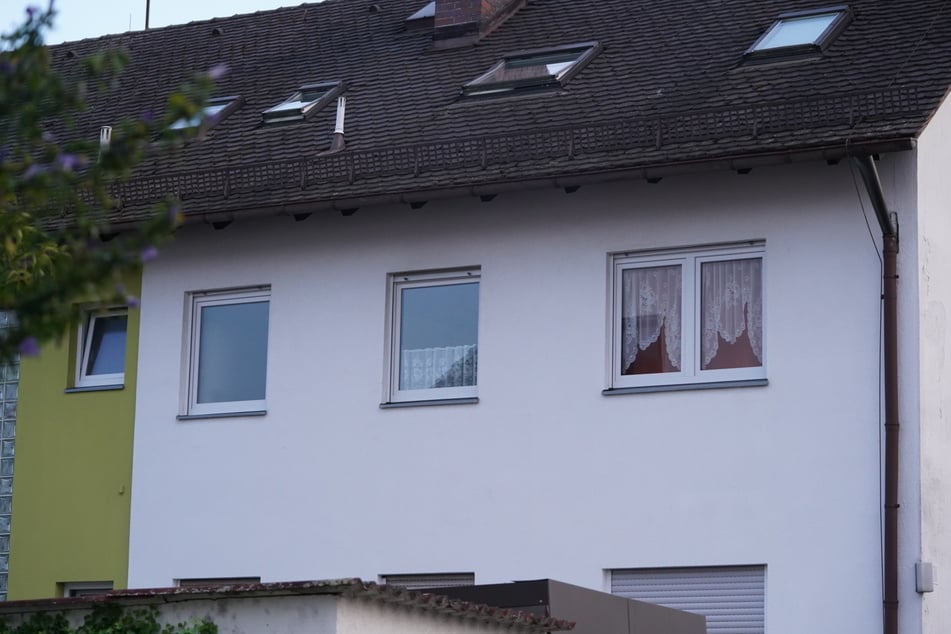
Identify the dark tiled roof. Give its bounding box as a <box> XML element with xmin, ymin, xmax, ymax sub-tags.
<box><xmin>0</xmin><ymin>579</ymin><xmax>574</xmax><ymax>632</ymax></box>
<box><xmin>45</xmin><ymin>0</ymin><xmax>951</xmax><ymax>222</ymax></box>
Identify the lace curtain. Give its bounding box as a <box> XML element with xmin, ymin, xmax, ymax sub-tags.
<box><xmin>701</xmin><ymin>258</ymin><xmax>763</xmax><ymax>368</ymax></box>
<box><xmin>621</xmin><ymin>266</ymin><xmax>682</xmax><ymax>371</ymax></box>
<box><xmin>400</xmin><ymin>344</ymin><xmax>477</xmax><ymax>390</ymax></box>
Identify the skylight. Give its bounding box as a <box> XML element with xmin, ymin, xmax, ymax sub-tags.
<box><xmin>463</xmin><ymin>42</ymin><xmax>601</xmax><ymax>97</ymax></box>
<box><xmin>169</xmin><ymin>96</ymin><xmax>240</xmax><ymax>131</ymax></box>
<box><xmin>407</xmin><ymin>1</ymin><xmax>435</xmax><ymax>21</ymax></box>
<box><xmin>262</xmin><ymin>82</ymin><xmax>343</xmax><ymax>124</ymax></box>
<box><xmin>747</xmin><ymin>6</ymin><xmax>851</xmax><ymax>58</ymax></box>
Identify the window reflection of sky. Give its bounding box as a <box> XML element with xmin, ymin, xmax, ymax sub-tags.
<box><xmin>755</xmin><ymin>13</ymin><xmax>837</xmax><ymax>50</ymax></box>
<box><xmin>400</xmin><ymin>283</ymin><xmax>479</xmax><ymax>350</ymax></box>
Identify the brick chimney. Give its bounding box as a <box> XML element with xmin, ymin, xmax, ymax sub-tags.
<box><xmin>433</xmin><ymin>0</ymin><xmax>526</xmax><ymax>48</ymax></box>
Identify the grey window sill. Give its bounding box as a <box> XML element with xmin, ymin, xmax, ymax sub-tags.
<box><xmin>380</xmin><ymin>397</ymin><xmax>479</xmax><ymax>409</ymax></box>
<box><xmin>602</xmin><ymin>378</ymin><xmax>768</xmax><ymax>396</ymax></box>
<box><xmin>65</xmin><ymin>384</ymin><xmax>125</xmax><ymax>394</ymax></box>
<box><xmin>177</xmin><ymin>410</ymin><xmax>267</xmax><ymax>421</ymax></box>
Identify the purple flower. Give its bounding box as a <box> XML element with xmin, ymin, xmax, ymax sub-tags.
<box><xmin>25</xmin><ymin>6</ymin><xmax>36</xmax><ymax>18</ymax></box>
<box><xmin>141</xmin><ymin>109</ymin><xmax>155</xmax><ymax>124</ymax></box>
<box><xmin>207</xmin><ymin>63</ymin><xmax>228</xmax><ymax>80</ymax></box>
<box><xmin>125</xmin><ymin>295</ymin><xmax>140</xmax><ymax>308</ymax></box>
<box><xmin>23</xmin><ymin>163</ymin><xmax>46</xmax><ymax>179</ymax></box>
<box><xmin>55</xmin><ymin>153</ymin><xmax>86</xmax><ymax>172</ymax></box>
<box><xmin>18</xmin><ymin>336</ymin><xmax>39</xmax><ymax>357</ymax></box>
<box><xmin>139</xmin><ymin>245</ymin><xmax>159</xmax><ymax>262</ymax></box>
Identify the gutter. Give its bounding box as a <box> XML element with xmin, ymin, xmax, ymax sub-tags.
<box><xmin>851</xmin><ymin>154</ymin><xmax>899</xmax><ymax>634</ymax></box>
<box><xmin>97</xmin><ymin>137</ymin><xmax>917</xmax><ymax>231</ymax></box>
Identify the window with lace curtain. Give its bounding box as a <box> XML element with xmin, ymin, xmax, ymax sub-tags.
<box><xmin>609</xmin><ymin>244</ymin><xmax>765</xmax><ymax>390</ymax></box>
<box><xmin>386</xmin><ymin>268</ymin><xmax>480</xmax><ymax>404</ymax></box>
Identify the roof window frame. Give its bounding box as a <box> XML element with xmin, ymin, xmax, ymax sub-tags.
<box><xmin>169</xmin><ymin>95</ymin><xmax>243</xmax><ymax>132</ymax></box>
<box><xmin>745</xmin><ymin>5</ymin><xmax>852</xmax><ymax>61</ymax></box>
<box><xmin>262</xmin><ymin>81</ymin><xmax>345</xmax><ymax>125</ymax></box>
<box><xmin>461</xmin><ymin>41</ymin><xmax>602</xmax><ymax>98</ymax></box>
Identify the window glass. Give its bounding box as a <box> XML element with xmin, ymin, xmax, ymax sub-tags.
<box><xmin>85</xmin><ymin>315</ymin><xmax>127</xmax><ymax>376</ymax></box>
<box><xmin>620</xmin><ymin>265</ymin><xmax>682</xmax><ymax>375</ymax></box>
<box><xmin>463</xmin><ymin>44</ymin><xmax>598</xmax><ymax>96</ymax></box>
<box><xmin>611</xmin><ymin>246</ymin><xmax>765</xmax><ymax>389</ymax></box>
<box><xmin>263</xmin><ymin>84</ymin><xmax>337</xmax><ymax>123</ymax></box>
<box><xmin>470</xmin><ymin>50</ymin><xmax>584</xmax><ymax>86</ymax></box>
<box><xmin>169</xmin><ymin>98</ymin><xmax>237</xmax><ymax>130</ymax></box>
<box><xmin>197</xmin><ymin>301</ymin><xmax>269</xmax><ymax>404</ymax></box>
<box><xmin>700</xmin><ymin>259</ymin><xmax>763</xmax><ymax>370</ymax></box>
<box><xmin>399</xmin><ymin>282</ymin><xmax>478</xmax><ymax>390</ymax></box>
<box><xmin>754</xmin><ymin>13</ymin><xmax>838</xmax><ymax>50</ymax></box>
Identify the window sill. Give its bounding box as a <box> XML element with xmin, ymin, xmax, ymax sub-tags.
<box><xmin>380</xmin><ymin>397</ymin><xmax>479</xmax><ymax>409</ymax></box>
<box><xmin>65</xmin><ymin>384</ymin><xmax>125</xmax><ymax>394</ymax></box>
<box><xmin>176</xmin><ymin>410</ymin><xmax>267</xmax><ymax>421</ymax></box>
<box><xmin>602</xmin><ymin>378</ymin><xmax>768</xmax><ymax>396</ymax></box>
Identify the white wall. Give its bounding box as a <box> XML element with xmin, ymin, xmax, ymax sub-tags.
<box><xmin>130</xmin><ymin>160</ymin><xmax>888</xmax><ymax>633</ymax></box>
<box><xmin>914</xmin><ymin>93</ymin><xmax>951</xmax><ymax>634</ymax></box>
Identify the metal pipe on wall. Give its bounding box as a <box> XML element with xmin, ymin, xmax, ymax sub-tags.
<box><xmin>852</xmin><ymin>154</ymin><xmax>899</xmax><ymax>634</ymax></box>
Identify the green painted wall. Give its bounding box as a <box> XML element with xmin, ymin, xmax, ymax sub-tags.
<box><xmin>7</xmin><ymin>274</ymin><xmax>141</xmax><ymax>599</ymax></box>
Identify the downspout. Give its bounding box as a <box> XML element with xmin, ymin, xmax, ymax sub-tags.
<box><xmin>852</xmin><ymin>154</ymin><xmax>899</xmax><ymax>634</ymax></box>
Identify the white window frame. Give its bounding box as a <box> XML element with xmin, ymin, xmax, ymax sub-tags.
<box><xmin>262</xmin><ymin>81</ymin><xmax>343</xmax><ymax>124</ymax></box>
<box><xmin>76</xmin><ymin>307</ymin><xmax>127</xmax><ymax>388</ymax></box>
<box><xmin>170</xmin><ymin>96</ymin><xmax>241</xmax><ymax>131</ymax></box>
<box><xmin>62</xmin><ymin>581</ymin><xmax>113</xmax><ymax>597</ymax></box>
<box><xmin>183</xmin><ymin>287</ymin><xmax>271</xmax><ymax>416</ymax></box>
<box><xmin>385</xmin><ymin>268</ymin><xmax>480</xmax><ymax>403</ymax></box>
<box><xmin>609</xmin><ymin>243</ymin><xmax>766</xmax><ymax>389</ymax></box>
<box><xmin>177</xmin><ymin>576</ymin><xmax>261</xmax><ymax>587</ymax></box>
<box><xmin>380</xmin><ymin>572</ymin><xmax>475</xmax><ymax>590</ymax></box>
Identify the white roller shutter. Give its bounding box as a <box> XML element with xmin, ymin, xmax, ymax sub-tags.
<box><xmin>381</xmin><ymin>572</ymin><xmax>475</xmax><ymax>590</ymax></box>
<box><xmin>610</xmin><ymin>565</ymin><xmax>765</xmax><ymax>634</ymax></box>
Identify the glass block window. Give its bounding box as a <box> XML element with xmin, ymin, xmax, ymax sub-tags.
<box><xmin>0</xmin><ymin>310</ymin><xmax>19</xmax><ymax>601</ymax></box>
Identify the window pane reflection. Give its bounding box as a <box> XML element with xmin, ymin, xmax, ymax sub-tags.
<box><xmin>197</xmin><ymin>301</ymin><xmax>269</xmax><ymax>404</ymax></box>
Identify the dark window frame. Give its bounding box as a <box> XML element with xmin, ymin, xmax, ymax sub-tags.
<box><xmin>461</xmin><ymin>41</ymin><xmax>602</xmax><ymax>98</ymax></box>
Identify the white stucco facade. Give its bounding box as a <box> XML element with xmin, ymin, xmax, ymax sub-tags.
<box><xmin>128</xmin><ymin>157</ymin><xmax>926</xmax><ymax>632</ymax></box>
<box><xmin>913</xmin><ymin>95</ymin><xmax>951</xmax><ymax>634</ymax></box>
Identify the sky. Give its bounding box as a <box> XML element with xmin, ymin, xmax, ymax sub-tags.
<box><xmin>1</xmin><ymin>0</ymin><xmax>305</xmax><ymax>44</ymax></box>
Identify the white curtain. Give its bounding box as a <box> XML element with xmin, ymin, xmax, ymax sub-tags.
<box><xmin>400</xmin><ymin>344</ymin><xmax>477</xmax><ymax>390</ymax></box>
<box><xmin>701</xmin><ymin>258</ymin><xmax>763</xmax><ymax>368</ymax></box>
<box><xmin>621</xmin><ymin>266</ymin><xmax>682</xmax><ymax>371</ymax></box>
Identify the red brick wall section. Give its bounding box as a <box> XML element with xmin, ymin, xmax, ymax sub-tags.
<box><xmin>434</xmin><ymin>0</ymin><xmax>481</xmax><ymax>28</ymax></box>
<box><xmin>433</xmin><ymin>0</ymin><xmax>521</xmax><ymax>28</ymax></box>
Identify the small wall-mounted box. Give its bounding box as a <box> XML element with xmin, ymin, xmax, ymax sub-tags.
<box><xmin>916</xmin><ymin>561</ymin><xmax>935</xmax><ymax>593</ymax></box>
